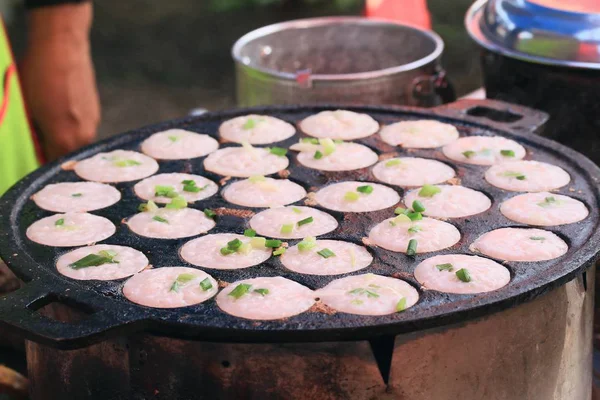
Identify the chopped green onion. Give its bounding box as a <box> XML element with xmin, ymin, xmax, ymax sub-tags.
<box><xmin>456</xmin><ymin>268</ymin><xmax>471</xmax><ymax>282</ymax></box>
<box><xmin>500</xmin><ymin>149</ymin><xmax>515</xmax><ymax>157</ymax></box>
<box><xmin>204</xmin><ymin>209</ymin><xmax>216</xmax><ymax>219</ymax></box>
<box><xmin>292</xmin><ymin>207</ymin><xmax>302</xmax><ymax>214</ymax></box>
<box><xmin>462</xmin><ymin>150</ymin><xmax>476</xmax><ymax>159</ymax></box>
<box><xmin>297</xmin><ymin>216</ymin><xmax>313</xmax><ymax>226</ymax></box>
<box><xmin>229</xmin><ymin>283</ymin><xmax>252</xmax><ymax>299</ymax></box>
<box><xmin>344</xmin><ymin>191</ymin><xmax>360</xmax><ymax>201</ymax></box>
<box><xmin>530</xmin><ymin>236</ymin><xmax>546</xmax><ymax>241</ymax></box>
<box><xmin>436</xmin><ymin>263</ymin><xmax>454</xmax><ymax>272</ymax></box>
<box><xmin>389</xmin><ymin>214</ymin><xmax>411</xmax><ymax>226</ymax></box>
<box><xmin>168</xmin><ymin>135</ymin><xmax>178</xmax><ymax>142</ymax></box>
<box><xmin>71</xmin><ymin>193</ymin><xmax>82</xmax><ymax>197</ymax></box>
<box><xmin>242</xmin><ymin>118</ymin><xmax>256</xmax><ymax>130</ymax></box>
<box><xmin>98</xmin><ymin>250</ymin><xmax>117</xmax><ymax>259</ymax></box>
<box><xmin>406</xmin><ymin>239</ymin><xmax>417</xmax><ymax>256</ymax></box>
<box><xmin>254</xmin><ymin>288</ymin><xmax>269</xmax><ymax>296</ymax></box>
<box><xmin>238</xmin><ymin>243</ymin><xmax>252</xmax><ymax>255</ymax></box>
<box><xmin>70</xmin><ymin>251</ymin><xmax>118</xmax><ymax>269</ymax></box>
<box><xmin>347</xmin><ymin>288</ymin><xmax>379</xmax><ymax>298</ymax></box>
<box><xmin>200</xmin><ymin>278</ymin><xmax>213</xmax><ymax>291</ymax></box>
<box><xmin>408</xmin><ymin>225</ymin><xmax>422</xmax><ymax>234</ymax></box>
<box><xmin>220</xmin><ymin>247</ymin><xmax>236</xmax><ymax>256</ymax></box>
<box><xmin>170</xmin><ymin>281</ymin><xmax>181</xmax><ymax>292</ymax></box>
<box><xmin>501</xmin><ymin>171</ymin><xmax>526</xmax><ymax>180</ymax></box>
<box><xmin>319</xmin><ymin>138</ymin><xmax>336</xmax><ymax>156</ymax></box>
<box><xmin>227</xmin><ymin>238</ymin><xmax>243</xmax><ymax>251</ymax></box>
<box><xmin>181</xmin><ymin>180</ymin><xmax>194</xmax><ymax>185</ymax></box>
<box><xmin>351</xmin><ymin>299</ymin><xmax>364</xmax><ymax>305</ymax></box>
<box><xmin>537</xmin><ymin>196</ymin><xmax>559</xmax><ymax>208</ymax></box>
<box><xmin>155</xmin><ymin>185</ymin><xmax>177</xmax><ymax>197</ymax></box>
<box><xmin>183</xmin><ymin>185</ymin><xmax>201</xmax><ymax>193</ymax></box>
<box><xmin>394</xmin><ymin>207</ymin><xmax>408</xmax><ymax>215</ymax></box>
<box><xmin>244</xmin><ymin>229</ymin><xmax>256</xmax><ymax>237</ymax></box>
<box><xmin>419</xmin><ymin>185</ymin><xmax>441</xmax><ymax>198</ymax></box>
<box><xmin>138</xmin><ymin>200</ymin><xmax>159</xmax><ymax>213</ymax></box>
<box><xmin>281</xmin><ymin>223</ymin><xmax>294</xmax><ymax>234</ymax></box>
<box><xmin>55</xmin><ymin>218</ymin><xmax>65</xmax><ymax>226</ymax></box>
<box><xmin>114</xmin><ymin>159</ymin><xmax>142</xmax><ymax>167</ymax></box>
<box><xmin>317</xmin><ymin>248</ymin><xmax>335</xmax><ymax>258</ymax></box>
<box><xmin>298</xmin><ymin>237</ymin><xmax>317</xmax><ymax>251</ymax></box>
<box><xmin>165</xmin><ymin>196</ymin><xmax>187</xmax><ymax>210</ymax></box>
<box><xmin>333</xmin><ymin>139</ymin><xmax>344</xmax><ymax>144</ymax></box>
<box><xmin>250</xmin><ymin>237</ymin><xmax>266</xmax><ymax>249</ymax></box>
<box><xmin>176</xmin><ymin>273</ymin><xmax>196</xmax><ymax>284</ymax></box>
<box><xmin>152</xmin><ymin>215</ymin><xmax>169</xmax><ymax>223</ymax></box>
<box><xmin>357</xmin><ymin>185</ymin><xmax>373</xmax><ymax>194</ymax></box>
<box><xmin>407</xmin><ymin>212</ymin><xmax>422</xmax><ymax>221</ymax></box>
<box><xmin>396</xmin><ymin>297</ymin><xmax>407</xmax><ymax>312</ymax></box>
<box><xmin>412</xmin><ymin>200</ymin><xmax>426</xmax><ymax>213</ymax></box>
<box><xmin>273</xmin><ymin>247</ymin><xmax>286</xmax><ymax>256</ymax></box>
<box><xmin>265</xmin><ymin>239</ymin><xmax>282</xmax><ymax>248</ymax></box>
<box><xmin>385</xmin><ymin>159</ymin><xmax>402</xmax><ymax>167</ymax></box>
<box><xmin>516</xmin><ymin>175</ymin><xmax>526</xmax><ymax>180</ymax></box>
<box><xmin>314</xmin><ymin>150</ymin><xmax>323</xmax><ymax>159</ymax></box>
<box><xmin>249</xmin><ymin>175</ymin><xmax>266</xmax><ymax>183</ymax></box>
<box><xmin>270</xmin><ymin>147</ymin><xmax>288</xmax><ymax>157</ymax></box>
<box><xmin>301</xmin><ymin>138</ymin><xmax>319</xmax><ymax>144</ymax></box>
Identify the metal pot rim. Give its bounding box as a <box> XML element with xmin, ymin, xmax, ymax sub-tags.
<box><xmin>465</xmin><ymin>0</ymin><xmax>600</xmax><ymax>70</ymax></box>
<box><xmin>231</xmin><ymin>16</ymin><xmax>444</xmax><ymax>81</ymax></box>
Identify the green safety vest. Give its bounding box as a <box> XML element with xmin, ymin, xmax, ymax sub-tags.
<box><xmin>0</xmin><ymin>20</ymin><xmax>40</xmax><ymax>196</ymax></box>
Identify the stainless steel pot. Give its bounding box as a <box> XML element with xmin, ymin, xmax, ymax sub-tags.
<box><xmin>232</xmin><ymin>17</ymin><xmax>455</xmax><ymax>107</ymax></box>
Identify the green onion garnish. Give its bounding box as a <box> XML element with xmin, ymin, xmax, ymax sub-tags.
<box><xmin>273</xmin><ymin>247</ymin><xmax>286</xmax><ymax>256</ymax></box>
<box><xmin>138</xmin><ymin>200</ymin><xmax>159</xmax><ymax>213</ymax></box>
<box><xmin>170</xmin><ymin>282</ymin><xmax>181</xmax><ymax>292</ymax></box>
<box><xmin>317</xmin><ymin>248</ymin><xmax>335</xmax><ymax>258</ymax></box>
<box><xmin>537</xmin><ymin>196</ymin><xmax>559</xmax><ymax>208</ymax></box>
<box><xmin>419</xmin><ymin>185</ymin><xmax>441</xmax><ymax>198</ymax></box>
<box><xmin>238</xmin><ymin>243</ymin><xmax>252</xmax><ymax>255</ymax></box>
<box><xmin>70</xmin><ymin>251</ymin><xmax>119</xmax><ymax>270</ymax></box>
<box><xmin>270</xmin><ymin>147</ymin><xmax>288</xmax><ymax>157</ymax></box>
<box><xmin>244</xmin><ymin>229</ymin><xmax>256</xmax><ymax>237</ymax></box>
<box><xmin>242</xmin><ymin>119</ymin><xmax>256</xmax><ymax>130</ymax></box>
<box><xmin>408</xmin><ymin>225</ymin><xmax>421</xmax><ymax>234</ymax></box>
<box><xmin>389</xmin><ymin>214</ymin><xmax>411</xmax><ymax>226</ymax></box>
<box><xmin>227</xmin><ymin>238</ymin><xmax>243</xmax><ymax>251</ymax></box>
<box><xmin>320</xmin><ymin>138</ymin><xmax>336</xmax><ymax>156</ymax></box>
<box><xmin>292</xmin><ymin>207</ymin><xmax>302</xmax><ymax>214</ymax></box>
<box><xmin>298</xmin><ymin>237</ymin><xmax>317</xmax><ymax>251</ymax></box>
<box><xmin>297</xmin><ymin>216</ymin><xmax>313</xmax><ymax>226</ymax></box>
<box><xmin>155</xmin><ymin>185</ymin><xmax>177</xmax><ymax>197</ymax></box>
<box><xmin>249</xmin><ymin>175</ymin><xmax>266</xmax><ymax>183</ymax></box>
<box><xmin>314</xmin><ymin>150</ymin><xmax>323</xmax><ymax>159</ymax></box>
<box><xmin>220</xmin><ymin>247</ymin><xmax>236</xmax><ymax>256</ymax></box>
<box><xmin>183</xmin><ymin>185</ymin><xmax>202</xmax><ymax>193</ymax></box>
<box><xmin>357</xmin><ymin>185</ymin><xmax>373</xmax><ymax>194</ymax></box>
<box><xmin>530</xmin><ymin>236</ymin><xmax>546</xmax><ymax>241</ymax></box>
<box><xmin>436</xmin><ymin>263</ymin><xmax>454</xmax><ymax>272</ymax></box>
<box><xmin>407</xmin><ymin>212</ymin><xmax>422</xmax><ymax>221</ymax></box>
<box><xmin>344</xmin><ymin>191</ymin><xmax>360</xmax><ymax>201</ymax></box>
<box><xmin>462</xmin><ymin>150</ymin><xmax>476</xmax><ymax>159</ymax></box>
<box><xmin>348</xmin><ymin>288</ymin><xmax>379</xmax><ymax>298</ymax></box>
<box><xmin>200</xmin><ymin>278</ymin><xmax>213</xmax><ymax>291</ymax></box>
<box><xmin>396</xmin><ymin>297</ymin><xmax>407</xmax><ymax>312</ymax></box>
<box><xmin>301</xmin><ymin>138</ymin><xmax>319</xmax><ymax>144</ymax></box>
<box><xmin>176</xmin><ymin>273</ymin><xmax>196</xmax><ymax>284</ymax></box>
<box><xmin>168</xmin><ymin>135</ymin><xmax>178</xmax><ymax>142</ymax></box>
<box><xmin>385</xmin><ymin>159</ymin><xmax>402</xmax><ymax>167</ymax></box>
<box><xmin>456</xmin><ymin>268</ymin><xmax>471</xmax><ymax>282</ymax></box>
<box><xmin>254</xmin><ymin>288</ymin><xmax>269</xmax><ymax>296</ymax></box>
<box><xmin>501</xmin><ymin>171</ymin><xmax>526</xmax><ymax>180</ymax></box>
<box><xmin>229</xmin><ymin>283</ymin><xmax>252</xmax><ymax>299</ymax></box>
<box><xmin>281</xmin><ymin>224</ymin><xmax>294</xmax><ymax>234</ymax></box>
<box><xmin>500</xmin><ymin>149</ymin><xmax>515</xmax><ymax>157</ymax></box>
<box><xmin>265</xmin><ymin>239</ymin><xmax>282</xmax><ymax>248</ymax></box>
<box><xmin>250</xmin><ymin>237</ymin><xmax>266</xmax><ymax>249</ymax></box>
<box><xmin>406</xmin><ymin>239</ymin><xmax>417</xmax><ymax>256</ymax></box>
<box><xmin>55</xmin><ymin>218</ymin><xmax>65</xmax><ymax>226</ymax></box>
<box><xmin>113</xmin><ymin>159</ymin><xmax>142</xmax><ymax>167</ymax></box>
<box><xmin>152</xmin><ymin>215</ymin><xmax>168</xmax><ymax>223</ymax></box>
<box><xmin>165</xmin><ymin>196</ymin><xmax>187</xmax><ymax>210</ymax></box>
<box><xmin>71</xmin><ymin>193</ymin><xmax>82</xmax><ymax>197</ymax></box>
<box><xmin>394</xmin><ymin>207</ymin><xmax>408</xmax><ymax>215</ymax></box>
<box><xmin>412</xmin><ymin>200</ymin><xmax>426</xmax><ymax>213</ymax></box>
<box><xmin>351</xmin><ymin>299</ymin><xmax>364</xmax><ymax>305</ymax></box>
<box><xmin>204</xmin><ymin>209</ymin><xmax>216</xmax><ymax>219</ymax></box>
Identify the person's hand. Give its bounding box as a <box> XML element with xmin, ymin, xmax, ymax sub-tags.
<box><xmin>20</xmin><ymin>3</ymin><xmax>100</xmax><ymax>162</ymax></box>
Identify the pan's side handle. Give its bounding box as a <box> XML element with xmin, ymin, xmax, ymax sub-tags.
<box><xmin>0</xmin><ymin>280</ymin><xmax>145</xmax><ymax>349</ymax></box>
<box><xmin>433</xmin><ymin>99</ymin><xmax>549</xmax><ymax>135</ymax></box>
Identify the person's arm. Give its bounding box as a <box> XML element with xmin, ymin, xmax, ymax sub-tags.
<box><xmin>365</xmin><ymin>0</ymin><xmax>431</xmax><ymax>30</ymax></box>
<box><xmin>20</xmin><ymin>1</ymin><xmax>100</xmax><ymax>161</ymax></box>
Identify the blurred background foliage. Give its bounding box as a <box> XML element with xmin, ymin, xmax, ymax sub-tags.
<box><xmin>5</xmin><ymin>0</ymin><xmax>480</xmax><ymax>139</ymax></box>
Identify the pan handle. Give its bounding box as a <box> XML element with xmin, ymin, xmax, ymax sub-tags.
<box><xmin>0</xmin><ymin>280</ymin><xmax>145</xmax><ymax>349</ymax></box>
<box><xmin>432</xmin><ymin>99</ymin><xmax>549</xmax><ymax>135</ymax></box>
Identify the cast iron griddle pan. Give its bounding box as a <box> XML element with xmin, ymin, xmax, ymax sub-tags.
<box><xmin>1</xmin><ymin>99</ymin><xmax>599</xmax><ymax>349</ymax></box>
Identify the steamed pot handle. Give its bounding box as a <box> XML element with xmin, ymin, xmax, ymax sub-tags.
<box><xmin>0</xmin><ymin>279</ymin><xmax>144</xmax><ymax>349</ymax></box>
<box><xmin>433</xmin><ymin>99</ymin><xmax>549</xmax><ymax>135</ymax></box>
<box><xmin>412</xmin><ymin>69</ymin><xmax>456</xmax><ymax>106</ymax></box>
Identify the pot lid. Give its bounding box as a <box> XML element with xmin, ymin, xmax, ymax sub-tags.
<box><xmin>466</xmin><ymin>0</ymin><xmax>600</xmax><ymax>69</ymax></box>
